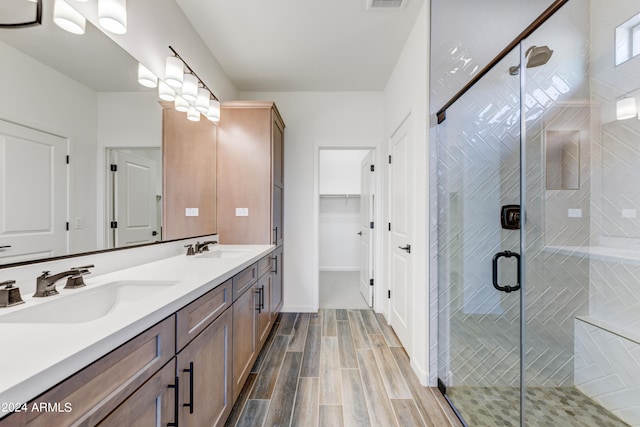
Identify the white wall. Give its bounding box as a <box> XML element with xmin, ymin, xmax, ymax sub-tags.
<box><xmin>319</xmin><ymin>149</ymin><xmax>368</xmax><ymax>195</ymax></box>
<box><xmin>239</xmin><ymin>91</ymin><xmax>385</xmax><ymax>312</ymax></box>
<box><xmin>383</xmin><ymin>1</ymin><xmax>430</xmax><ymax>384</ymax></box>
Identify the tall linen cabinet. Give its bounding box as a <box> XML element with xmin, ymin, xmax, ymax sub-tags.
<box><xmin>217</xmin><ymin>101</ymin><xmax>284</xmax><ymax>314</ymax></box>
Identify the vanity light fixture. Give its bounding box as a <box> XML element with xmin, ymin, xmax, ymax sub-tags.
<box><xmin>53</xmin><ymin>0</ymin><xmax>86</xmax><ymax>35</ymax></box>
<box><xmin>137</xmin><ymin>63</ymin><xmax>157</xmax><ymax>88</ymax></box>
<box><xmin>167</xmin><ymin>46</ymin><xmax>222</xmax><ymax>122</ymax></box>
<box><xmin>158</xmin><ymin>81</ymin><xmax>175</xmax><ymax>101</ymax></box>
<box><xmin>616</xmin><ymin>97</ymin><xmax>637</xmax><ymax>120</ymax></box>
<box><xmin>174</xmin><ymin>95</ymin><xmax>189</xmax><ymax>113</ymax></box>
<box><xmin>98</xmin><ymin>0</ymin><xmax>127</xmax><ymax>35</ymax></box>
<box><xmin>182</xmin><ymin>74</ymin><xmax>199</xmax><ymax>103</ymax></box>
<box><xmin>187</xmin><ymin>106</ymin><xmax>201</xmax><ymax>122</ymax></box>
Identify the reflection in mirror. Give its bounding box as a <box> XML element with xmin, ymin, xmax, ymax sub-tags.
<box><xmin>0</xmin><ymin>3</ymin><xmax>178</xmax><ymax>266</ymax></box>
<box><xmin>545</xmin><ymin>130</ymin><xmax>580</xmax><ymax>190</ymax></box>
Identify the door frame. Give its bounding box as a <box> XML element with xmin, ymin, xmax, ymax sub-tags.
<box><xmin>312</xmin><ymin>146</ymin><xmax>384</xmax><ymax>312</ymax></box>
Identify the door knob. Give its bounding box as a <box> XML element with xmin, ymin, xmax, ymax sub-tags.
<box><xmin>398</xmin><ymin>244</ymin><xmax>411</xmax><ymax>253</ymax></box>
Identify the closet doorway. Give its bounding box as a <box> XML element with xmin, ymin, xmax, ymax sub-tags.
<box><xmin>318</xmin><ymin>148</ymin><xmax>375</xmax><ymax>309</ymax></box>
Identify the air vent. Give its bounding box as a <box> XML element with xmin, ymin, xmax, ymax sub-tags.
<box><xmin>367</xmin><ymin>0</ymin><xmax>405</xmax><ymax>9</ymax></box>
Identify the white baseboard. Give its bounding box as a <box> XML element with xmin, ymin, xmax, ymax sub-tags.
<box><xmin>281</xmin><ymin>305</ymin><xmax>317</xmax><ymax>313</ymax></box>
<box><xmin>319</xmin><ymin>267</ymin><xmax>360</xmax><ymax>272</ymax></box>
<box><xmin>410</xmin><ymin>358</ymin><xmax>430</xmax><ymax>386</ymax></box>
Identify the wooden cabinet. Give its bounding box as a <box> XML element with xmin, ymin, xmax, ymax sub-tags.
<box><xmin>162</xmin><ymin>104</ymin><xmax>217</xmax><ymax>240</ymax></box>
<box><xmin>256</xmin><ymin>271</ymin><xmax>272</xmax><ymax>349</ymax></box>
<box><xmin>270</xmin><ymin>246</ymin><xmax>284</xmax><ymax>317</ymax></box>
<box><xmin>97</xmin><ymin>360</ymin><xmax>177</xmax><ymax>427</ymax></box>
<box><xmin>177</xmin><ymin>308</ymin><xmax>233</xmax><ymax>427</ymax></box>
<box><xmin>217</xmin><ymin>101</ymin><xmax>285</xmax><ymax>246</ymax></box>
<box><xmin>232</xmin><ymin>282</ymin><xmax>258</xmax><ymax>401</ymax></box>
<box><xmin>0</xmin><ymin>317</ymin><xmax>175</xmax><ymax>427</ymax></box>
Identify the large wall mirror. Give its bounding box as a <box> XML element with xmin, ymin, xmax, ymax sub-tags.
<box><xmin>0</xmin><ymin>4</ymin><xmax>216</xmax><ymax>266</ymax></box>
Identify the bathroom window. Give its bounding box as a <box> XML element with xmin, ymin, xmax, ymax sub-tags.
<box><xmin>615</xmin><ymin>12</ymin><xmax>640</xmax><ymax>66</ymax></box>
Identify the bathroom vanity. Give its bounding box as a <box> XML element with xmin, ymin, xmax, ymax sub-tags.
<box><xmin>0</xmin><ymin>244</ymin><xmax>280</xmax><ymax>426</ymax></box>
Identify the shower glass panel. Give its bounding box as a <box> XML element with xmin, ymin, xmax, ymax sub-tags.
<box><xmin>437</xmin><ymin>0</ymin><xmax>640</xmax><ymax>425</ymax></box>
<box><xmin>436</xmin><ymin>47</ymin><xmax>522</xmax><ymax>426</ymax></box>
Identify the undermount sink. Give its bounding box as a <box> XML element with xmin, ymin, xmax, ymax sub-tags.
<box><xmin>194</xmin><ymin>249</ymin><xmax>252</xmax><ymax>259</ymax></box>
<box><xmin>0</xmin><ymin>280</ymin><xmax>179</xmax><ymax>324</ymax></box>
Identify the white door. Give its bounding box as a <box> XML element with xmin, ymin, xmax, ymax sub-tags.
<box><xmin>0</xmin><ymin>120</ymin><xmax>67</xmax><ymax>263</ymax></box>
<box><xmin>359</xmin><ymin>151</ymin><xmax>375</xmax><ymax>307</ymax></box>
<box><xmin>389</xmin><ymin>117</ymin><xmax>413</xmax><ymax>351</ymax></box>
<box><xmin>110</xmin><ymin>150</ymin><xmax>159</xmax><ymax>247</ymax></box>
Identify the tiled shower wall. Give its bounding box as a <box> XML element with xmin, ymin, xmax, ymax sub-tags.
<box><xmin>437</xmin><ymin>0</ymin><xmax>593</xmax><ymax>388</ymax></box>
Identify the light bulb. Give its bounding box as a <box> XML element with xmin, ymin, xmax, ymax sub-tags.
<box><xmin>182</xmin><ymin>74</ymin><xmax>198</xmax><ymax>103</ymax></box>
<box><xmin>165</xmin><ymin>56</ymin><xmax>183</xmax><ymax>88</ymax></box>
<box><xmin>187</xmin><ymin>106</ymin><xmax>200</xmax><ymax>122</ymax></box>
<box><xmin>137</xmin><ymin>63</ymin><xmax>157</xmax><ymax>88</ymax></box>
<box><xmin>196</xmin><ymin>88</ymin><xmax>210</xmax><ymax>113</ymax></box>
<box><xmin>99</xmin><ymin>0</ymin><xmax>127</xmax><ymax>35</ymax></box>
<box><xmin>206</xmin><ymin>99</ymin><xmax>221</xmax><ymax>122</ymax></box>
<box><xmin>158</xmin><ymin>81</ymin><xmax>175</xmax><ymax>101</ymax></box>
<box><xmin>174</xmin><ymin>95</ymin><xmax>189</xmax><ymax>113</ymax></box>
<box><xmin>53</xmin><ymin>0</ymin><xmax>86</xmax><ymax>35</ymax></box>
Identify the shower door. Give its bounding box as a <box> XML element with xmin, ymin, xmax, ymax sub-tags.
<box><xmin>437</xmin><ymin>46</ymin><xmax>524</xmax><ymax>426</ymax></box>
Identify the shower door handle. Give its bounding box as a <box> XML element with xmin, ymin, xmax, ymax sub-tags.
<box><xmin>492</xmin><ymin>251</ymin><xmax>521</xmax><ymax>293</ymax></box>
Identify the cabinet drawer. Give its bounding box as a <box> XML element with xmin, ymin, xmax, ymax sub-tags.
<box><xmin>257</xmin><ymin>254</ymin><xmax>273</xmax><ymax>278</ymax></box>
<box><xmin>176</xmin><ymin>279</ymin><xmax>232</xmax><ymax>351</ymax></box>
<box><xmin>232</xmin><ymin>263</ymin><xmax>258</xmax><ymax>301</ymax></box>
<box><xmin>1</xmin><ymin>316</ymin><xmax>175</xmax><ymax>427</ymax></box>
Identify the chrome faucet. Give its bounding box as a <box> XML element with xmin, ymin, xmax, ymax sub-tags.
<box><xmin>194</xmin><ymin>241</ymin><xmax>217</xmax><ymax>253</ymax></box>
<box><xmin>33</xmin><ymin>265</ymin><xmax>94</xmax><ymax>297</ymax></box>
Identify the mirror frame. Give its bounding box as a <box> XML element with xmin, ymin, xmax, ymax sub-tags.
<box><xmin>0</xmin><ymin>0</ymin><xmax>42</xmax><ymax>28</ymax></box>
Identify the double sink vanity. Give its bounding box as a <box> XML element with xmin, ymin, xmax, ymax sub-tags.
<box><xmin>0</xmin><ymin>242</ymin><xmax>283</xmax><ymax>426</ymax></box>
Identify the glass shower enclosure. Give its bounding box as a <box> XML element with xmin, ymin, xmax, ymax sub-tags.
<box><xmin>435</xmin><ymin>0</ymin><xmax>640</xmax><ymax>426</ymax></box>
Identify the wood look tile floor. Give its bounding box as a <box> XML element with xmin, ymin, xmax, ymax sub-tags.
<box><xmin>225</xmin><ymin>309</ymin><xmax>461</xmax><ymax>427</ymax></box>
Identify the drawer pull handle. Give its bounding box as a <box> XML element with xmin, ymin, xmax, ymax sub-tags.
<box><xmin>270</xmin><ymin>256</ymin><xmax>278</xmax><ymax>274</ymax></box>
<box><xmin>167</xmin><ymin>376</ymin><xmax>179</xmax><ymax>427</ymax></box>
<box><xmin>183</xmin><ymin>362</ymin><xmax>194</xmax><ymax>414</ymax></box>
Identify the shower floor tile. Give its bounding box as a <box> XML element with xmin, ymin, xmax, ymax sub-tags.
<box><xmin>447</xmin><ymin>386</ymin><xmax>629</xmax><ymax>427</ymax></box>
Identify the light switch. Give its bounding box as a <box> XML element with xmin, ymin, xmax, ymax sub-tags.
<box><xmin>75</xmin><ymin>217</ymin><xmax>84</xmax><ymax>229</ymax></box>
<box><xmin>236</xmin><ymin>208</ymin><xmax>249</xmax><ymax>217</ymax></box>
<box><xmin>185</xmin><ymin>208</ymin><xmax>199</xmax><ymax>217</ymax></box>
<box><xmin>568</xmin><ymin>208</ymin><xmax>582</xmax><ymax>218</ymax></box>
<box><xmin>622</xmin><ymin>209</ymin><xmax>637</xmax><ymax>218</ymax></box>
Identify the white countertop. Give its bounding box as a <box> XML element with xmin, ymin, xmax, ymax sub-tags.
<box><xmin>0</xmin><ymin>244</ymin><xmax>274</xmax><ymax>412</ymax></box>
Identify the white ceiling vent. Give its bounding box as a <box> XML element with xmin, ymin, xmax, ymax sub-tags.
<box><xmin>366</xmin><ymin>0</ymin><xmax>405</xmax><ymax>10</ymax></box>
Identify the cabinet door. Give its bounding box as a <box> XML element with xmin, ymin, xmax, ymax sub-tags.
<box><xmin>232</xmin><ymin>284</ymin><xmax>259</xmax><ymax>402</ymax></box>
<box><xmin>272</xmin><ymin>115</ymin><xmax>284</xmax><ymax>188</ymax></box>
<box><xmin>272</xmin><ymin>184</ymin><xmax>283</xmax><ymax>246</ymax></box>
<box><xmin>177</xmin><ymin>309</ymin><xmax>233</xmax><ymax>427</ymax></box>
<box><xmin>98</xmin><ymin>359</ymin><xmax>177</xmax><ymax>427</ymax></box>
<box><xmin>270</xmin><ymin>247</ymin><xmax>283</xmax><ymax>317</ymax></box>
<box><xmin>256</xmin><ymin>273</ymin><xmax>272</xmax><ymax>349</ymax></box>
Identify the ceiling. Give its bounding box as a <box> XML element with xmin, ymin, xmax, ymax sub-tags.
<box><xmin>176</xmin><ymin>0</ymin><xmax>425</xmax><ymax>92</ymax></box>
